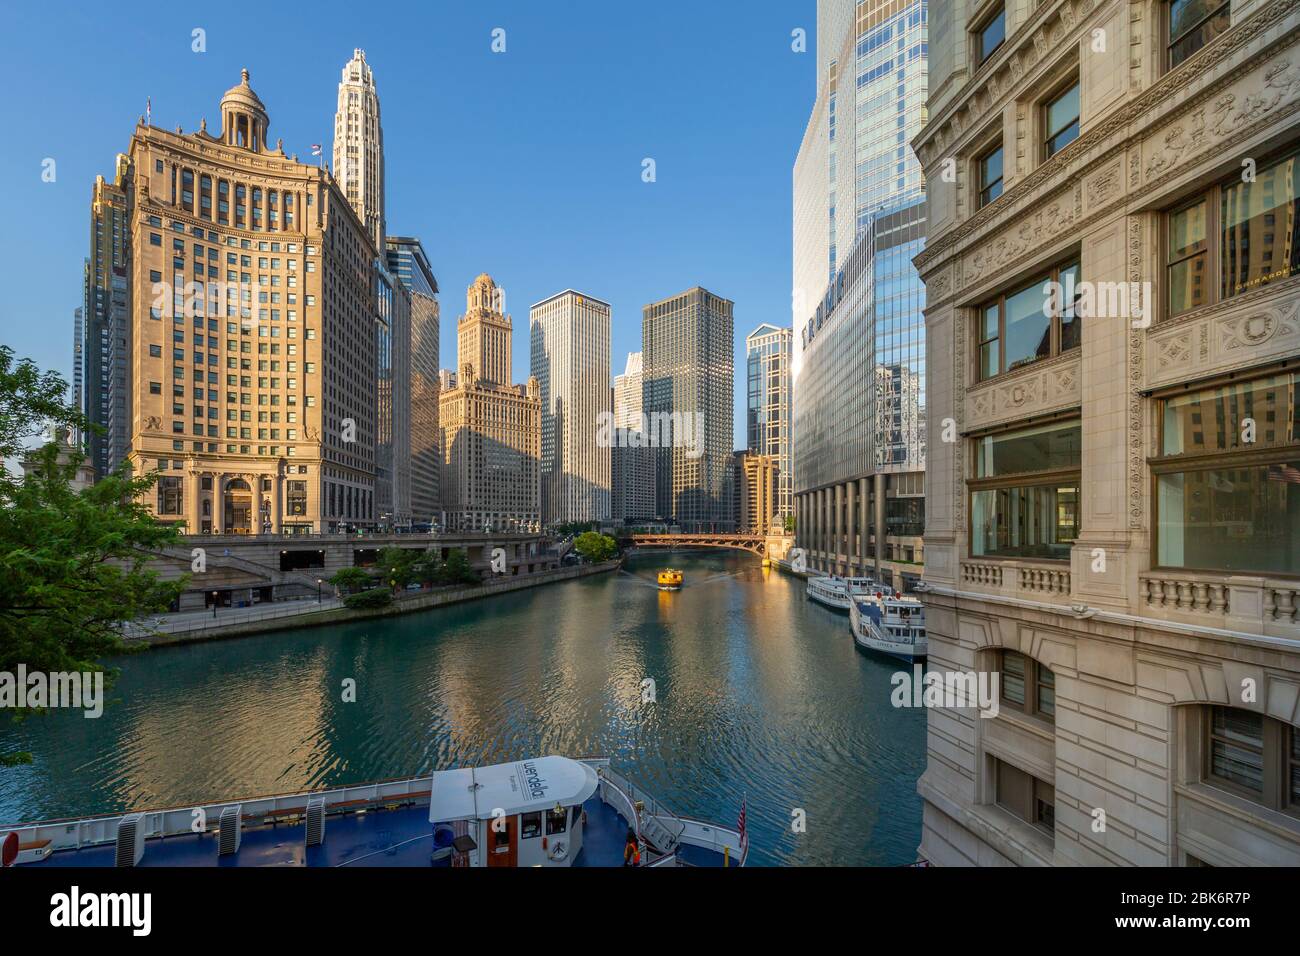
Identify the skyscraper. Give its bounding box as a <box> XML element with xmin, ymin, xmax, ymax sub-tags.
<box><xmin>71</xmin><ymin>306</ymin><xmax>84</xmax><ymax>451</ymax></box>
<box><xmin>745</xmin><ymin>323</ymin><xmax>792</xmax><ymax>524</ymax></box>
<box><xmin>792</xmin><ymin>0</ymin><xmax>928</xmax><ymax>584</ymax></box>
<box><xmin>439</xmin><ymin>274</ymin><xmax>541</xmax><ymax>532</ymax></box>
<box><xmin>642</xmin><ymin>287</ymin><xmax>734</xmax><ymax>531</ymax></box>
<box><xmin>118</xmin><ymin>69</ymin><xmax>379</xmax><ymax>533</ymax></box>
<box><xmin>333</xmin><ymin>49</ymin><xmax>408</xmax><ymax>526</ymax></box>
<box><xmin>611</xmin><ymin>351</ymin><xmax>656</xmax><ymax>523</ymax></box>
<box><xmin>83</xmin><ymin>163</ymin><xmax>130</xmax><ymax>478</ymax></box>
<box><xmin>332</xmin><ymin>49</ymin><xmax>385</xmax><ymax>252</ymax></box>
<box><xmin>529</xmin><ymin>290</ymin><xmax>611</xmax><ymax>525</ymax></box>
<box><xmin>386</xmin><ymin>236</ymin><xmax>440</xmax><ymax>523</ymax></box>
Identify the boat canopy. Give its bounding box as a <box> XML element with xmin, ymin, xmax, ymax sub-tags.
<box><xmin>428</xmin><ymin>756</ymin><xmax>601</xmax><ymax>823</ymax></box>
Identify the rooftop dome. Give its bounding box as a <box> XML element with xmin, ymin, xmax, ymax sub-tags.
<box><xmin>219</xmin><ymin>69</ymin><xmax>269</xmax><ymax>152</ymax></box>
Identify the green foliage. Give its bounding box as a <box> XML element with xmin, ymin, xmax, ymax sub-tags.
<box><xmin>328</xmin><ymin>566</ymin><xmax>374</xmax><ymax>595</ymax></box>
<box><xmin>343</xmin><ymin>587</ymin><xmax>393</xmax><ymax>610</ymax></box>
<box><xmin>784</xmin><ymin>514</ymin><xmax>796</xmax><ymax>533</ymax></box>
<box><xmin>441</xmin><ymin>548</ymin><xmax>480</xmax><ymax>585</ymax></box>
<box><xmin>0</xmin><ymin>346</ymin><xmax>185</xmax><ymax>766</ymax></box>
<box><xmin>573</xmin><ymin>531</ymin><xmax>618</xmax><ymax>563</ymax></box>
<box><xmin>553</xmin><ymin>521</ymin><xmax>597</xmax><ymax>537</ymax></box>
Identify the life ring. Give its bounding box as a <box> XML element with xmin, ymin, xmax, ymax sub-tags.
<box><xmin>547</xmin><ymin>841</ymin><xmax>568</xmax><ymax>862</ymax></box>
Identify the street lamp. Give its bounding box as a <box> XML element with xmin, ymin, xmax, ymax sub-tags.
<box><xmin>316</xmin><ymin>578</ymin><xmax>323</xmax><ymax>603</ymax></box>
<box><xmin>211</xmin><ymin>591</ymin><xmax>219</xmax><ymax>617</ymax></box>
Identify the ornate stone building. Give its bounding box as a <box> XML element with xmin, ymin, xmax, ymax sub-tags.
<box><xmin>121</xmin><ymin>70</ymin><xmax>379</xmax><ymax>533</ymax></box>
<box><xmin>439</xmin><ymin>274</ymin><xmax>541</xmax><ymax>532</ymax></box>
<box><xmin>915</xmin><ymin>0</ymin><xmax>1300</xmax><ymax>865</ymax></box>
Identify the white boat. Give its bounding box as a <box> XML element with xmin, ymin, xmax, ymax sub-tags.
<box><xmin>849</xmin><ymin>591</ymin><xmax>928</xmax><ymax>661</ymax></box>
<box><xmin>806</xmin><ymin>575</ymin><xmax>893</xmax><ymax>612</ymax></box>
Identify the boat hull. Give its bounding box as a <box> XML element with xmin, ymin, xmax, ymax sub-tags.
<box><xmin>848</xmin><ymin>598</ymin><xmax>927</xmax><ymax>662</ymax></box>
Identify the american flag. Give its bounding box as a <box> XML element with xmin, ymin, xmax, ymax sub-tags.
<box><xmin>146</xmin><ymin>97</ymin><xmax>151</xmax><ymax>126</ymax></box>
<box><xmin>310</xmin><ymin>143</ymin><xmax>322</xmax><ymax>156</ymax></box>
<box><xmin>737</xmin><ymin>796</ymin><xmax>747</xmax><ymax>845</ymax></box>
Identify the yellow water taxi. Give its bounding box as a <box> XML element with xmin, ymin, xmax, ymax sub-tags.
<box><xmin>656</xmin><ymin>568</ymin><xmax>683</xmax><ymax>591</ymax></box>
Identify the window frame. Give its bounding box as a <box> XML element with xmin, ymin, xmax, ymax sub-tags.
<box><xmin>1167</xmin><ymin>0</ymin><xmax>1233</xmax><ymax>71</ymax></box>
<box><xmin>1201</xmin><ymin>706</ymin><xmax>1300</xmax><ymax>818</ymax></box>
<box><xmin>1042</xmin><ymin>76</ymin><xmax>1081</xmax><ymax>160</ymax></box>
<box><xmin>998</xmin><ymin>649</ymin><xmax>1057</xmax><ymax>724</ymax></box>
<box><xmin>972</xmin><ymin>3</ymin><xmax>1007</xmax><ymax>69</ymax></box>
<box><xmin>974</xmin><ymin>256</ymin><xmax>1082</xmax><ymax>382</ymax></box>
<box><xmin>993</xmin><ymin>755</ymin><xmax>1055</xmax><ymax>837</ymax></box>
<box><xmin>1149</xmin><ymin>365</ymin><xmax>1300</xmax><ymax>578</ymax></box>
<box><xmin>976</xmin><ymin>141</ymin><xmax>1005</xmax><ymax>209</ymax></box>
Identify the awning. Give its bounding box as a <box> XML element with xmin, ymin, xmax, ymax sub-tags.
<box><xmin>428</xmin><ymin>756</ymin><xmax>600</xmax><ymax>823</ymax></box>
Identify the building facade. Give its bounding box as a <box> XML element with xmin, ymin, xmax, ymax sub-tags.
<box><xmin>611</xmin><ymin>351</ymin><xmax>656</xmax><ymax>522</ymax></box>
<box><xmin>332</xmin><ymin>49</ymin><xmax>385</xmax><ymax>253</ymax></box>
<box><xmin>642</xmin><ymin>287</ymin><xmax>735</xmax><ymax>531</ymax></box>
<box><xmin>529</xmin><ymin>290</ymin><xmax>612</xmax><ymax>525</ymax></box>
<box><xmin>914</xmin><ymin>0</ymin><xmax>1300</xmax><ymax>865</ymax></box>
<box><xmin>732</xmin><ymin>450</ymin><xmax>780</xmax><ymax>534</ymax></box>
<box><xmin>792</xmin><ymin>0</ymin><xmax>929</xmax><ymax>584</ymax></box>
<box><xmin>745</xmin><ymin>323</ymin><xmax>793</xmax><ymax>525</ymax></box>
<box><xmin>387</xmin><ymin>236</ymin><xmax>440</xmax><ymax>523</ymax></box>
<box><xmin>439</xmin><ymin>274</ymin><xmax>541</xmax><ymax>532</ymax></box>
<box><xmin>84</xmin><ymin>164</ymin><xmax>131</xmax><ymax>478</ymax></box>
<box><xmin>118</xmin><ymin>69</ymin><xmax>379</xmax><ymax>534</ymax></box>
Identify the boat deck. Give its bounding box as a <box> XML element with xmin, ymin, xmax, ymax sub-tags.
<box><xmin>21</xmin><ymin>796</ymin><xmax>735</xmax><ymax>868</ymax></box>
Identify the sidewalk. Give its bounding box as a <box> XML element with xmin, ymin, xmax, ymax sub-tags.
<box><xmin>123</xmin><ymin>596</ymin><xmax>346</xmax><ymax>639</ymax></box>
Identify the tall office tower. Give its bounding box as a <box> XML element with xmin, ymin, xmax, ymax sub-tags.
<box><xmin>333</xmin><ymin>49</ymin><xmax>385</xmax><ymax>252</ymax></box>
<box><xmin>611</xmin><ymin>352</ymin><xmax>655</xmax><ymax>523</ymax></box>
<box><xmin>529</xmin><ymin>290</ymin><xmax>611</xmax><ymax>525</ymax></box>
<box><xmin>118</xmin><ymin>69</ymin><xmax>378</xmax><ymax>533</ymax></box>
<box><xmin>71</xmin><ymin>306</ymin><xmax>84</xmax><ymax>451</ymax></box>
<box><xmin>642</xmin><ymin>287</ymin><xmax>734</xmax><ymax>531</ymax></box>
<box><xmin>439</xmin><ymin>274</ymin><xmax>541</xmax><ymax>532</ymax></box>
<box><xmin>913</xmin><ymin>1</ymin><xmax>1300</xmax><ymax>866</ymax></box>
<box><xmin>387</xmin><ymin>236</ymin><xmax>440</xmax><ymax>522</ymax></box>
<box><xmin>84</xmin><ymin>164</ymin><xmax>131</xmax><ymax>478</ymax></box>
<box><xmin>613</xmin><ymin>350</ymin><xmax>645</xmax><ymax>428</ymax></box>
<box><xmin>745</xmin><ymin>323</ymin><xmax>793</xmax><ymax>524</ymax></box>
<box><xmin>375</xmin><ymin>268</ymin><xmax>411</xmax><ymax>526</ymax></box>
<box><xmin>792</xmin><ymin>0</ymin><xmax>928</xmax><ymax>586</ymax></box>
<box><xmin>732</xmin><ymin>450</ymin><xmax>780</xmax><ymax>534</ymax></box>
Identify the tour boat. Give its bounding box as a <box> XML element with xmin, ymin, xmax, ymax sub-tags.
<box><xmin>657</xmin><ymin>568</ymin><xmax>683</xmax><ymax>590</ymax></box>
<box><xmin>848</xmin><ymin>591</ymin><xmax>927</xmax><ymax>661</ymax></box>
<box><xmin>1</xmin><ymin>755</ymin><xmax>748</xmax><ymax>869</ymax></box>
<box><xmin>805</xmin><ymin>575</ymin><xmax>892</xmax><ymax>611</ymax></box>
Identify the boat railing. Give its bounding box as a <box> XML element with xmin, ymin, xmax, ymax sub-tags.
<box><xmin>1</xmin><ymin>774</ymin><xmax>434</xmax><ymax>853</ymax></box>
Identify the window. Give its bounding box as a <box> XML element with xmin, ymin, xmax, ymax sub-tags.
<box><xmin>976</xmin><ymin>258</ymin><xmax>1081</xmax><ymax>381</ymax></box>
<box><xmin>999</xmin><ymin>650</ymin><xmax>1056</xmax><ymax>723</ymax></box>
<box><xmin>994</xmin><ymin>757</ymin><xmax>1055</xmax><ymax>836</ymax></box>
<box><xmin>520</xmin><ymin>812</ymin><xmax>542</xmax><ymax>839</ymax></box>
<box><xmin>1166</xmin><ymin>149</ymin><xmax>1300</xmax><ymax>317</ymax></box>
<box><xmin>1168</xmin><ymin>0</ymin><xmax>1232</xmax><ymax>69</ymax></box>
<box><xmin>1203</xmin><ymin>706</ymin><xmax>1300</xmax><ymax>815</ymax></box>
<box><xmin>1153</xmin><ymin>371</ymin><xmax>1299</xmax><ymax>575</ymax></box>
<box><xmin>1044</xmin><ymin>81</ymin><xmax>1080</xmax><ymax>158</ymax></box>
<box><xmin>978</xmin><ymin>143</ymin><xmax>1004</xmax><ymax>208</ymax></box>
<box><xmin>545</xmin><ymin>806</ymin><xmax>568</xmax><ymax>835</ymax></box>
<box><xmin>970</xmin><ymin>421</ymin><xmax>1081</xmax><ymax>560</ymax></box>
<box><xmin>974</xmin><ymin>5</ymin><xmax>1006</xmax><ymax>66</ymax></box>
<box><xmin>287</xmin><ymin>480</ymin><xmax>307</xmax><ymax>516</ymax></box>
<box><xmin>156</xmin><ymin>476</ymin><xmax>183</xmax><ymax>515</ymax></box>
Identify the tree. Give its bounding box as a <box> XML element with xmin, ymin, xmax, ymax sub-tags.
<box><xmin>0</xmin><ymin>346</ymin><xmax>185</xmax><ymax>766</ymax></box>
<box><xmin>440</xmin><ymin>548</ymin><xmax>480</xmax><ymax>585</ymax></box>
<box><xmin>573</xmin><ymin>531</ymin><xmax>618</xmax><ymax>563</ymax></box>
<box><xmin>377</xmin><ymin>546</ymin><xmax>423</xmax><ymax>590</ymax></box>
<box><xmin>343</xmin><ymin>587</ymin><xmax>392</xmax><ymax>610</ymax></box>
<box><xmin>784</xmin><ymin>514</ymin><xmax>796</xmax><ymax>533</ymax></box>
<box><xmin>328</xmin><ymin>566</ymin><xmax>374</xmax><ymax>595</ymax></box>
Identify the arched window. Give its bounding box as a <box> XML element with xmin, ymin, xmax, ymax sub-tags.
<box><xmin>999</xmin><ymin>649</ymin><xmax>1056</xmax><ymax>723</ymax></box>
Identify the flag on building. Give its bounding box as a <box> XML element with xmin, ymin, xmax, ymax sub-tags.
<box><xmin>311</xmin><ymin>143</ymin><xmax>322</xmax><ymax>156</ymax></box>
<box><xmin>146</xmin><ymin>97</ymin><xmax>151</xmax><ymax>126</ymax></box>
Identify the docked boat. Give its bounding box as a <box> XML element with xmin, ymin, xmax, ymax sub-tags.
<box><xmin>805</xmin><ymin>575</ymin><xmax>892</xmax><ymax>611</ymax></box>
<box><xmin>657</xmin><ymin>568</ymin><xmax>683</xmax><ymax>590</ymax></box>
<box><xmin>1</xmin><ymin>755</ymin><xmax>748</xmax><ymax>868</ymax></box>
<box><xmin>848</xmin><ymin>591</ymin><xmax>927</xmax><ymax>661</ymax></box>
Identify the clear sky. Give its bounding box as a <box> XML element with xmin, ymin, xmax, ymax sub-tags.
<box><xmin>0</xmin><ymin>0</ymin><xmax>813</xmax><ymax>447</ymax></box>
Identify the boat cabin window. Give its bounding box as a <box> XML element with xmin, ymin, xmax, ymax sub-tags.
<box><xmin>546</xmin><ymin>806</ymin><xmax>568</xmax><ymax>834</ymax></box>
<box><xmin>492</xmin><ymin>825</ymin><xmax>511</xmax><ymax>851</ymax></box>
<box><xmin>520</xmin><ymin>812</ymin><xmax>542</xmax><ymax>839</ymax></box>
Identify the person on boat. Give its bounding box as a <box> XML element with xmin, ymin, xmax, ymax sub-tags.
<box><xmin>623</xmin><ymin>828</ymin><xmax>641</xmax><ymax>867</ymax></box>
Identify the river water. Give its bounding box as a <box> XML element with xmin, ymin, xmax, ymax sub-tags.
<box><xmin>0</xmin><ymin>551</ymin><xmax>925</xmax><ymax>866</ymax></box>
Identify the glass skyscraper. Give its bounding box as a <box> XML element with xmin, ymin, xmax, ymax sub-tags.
<box><xmin>792</xmin><ymin>0</ymin><xmax>928</xmax><ymax>583</ymax></box>
<box><xmin>746</xmin><ymin>323</ymin><xmax>793</xmax><ymax>524</ymax></box>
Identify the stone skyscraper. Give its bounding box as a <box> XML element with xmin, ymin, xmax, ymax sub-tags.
<box><xmin>333</xmin><ymin>49</ymin><xmax>385</xmax><ymax>252</ymax></box>
<box><xmin>792</xmin><ymin>0</ymin><xmax>928</xmax><ymax>585</ymax></box>
<box><xmin>116</xmin><ymin>69</ymin><xmax>379</xmax><ymax>532</ymax></box>
<box><xmin>439</xmin><ymin>274</ymin><xmax>541</xmax><ymax>532</ymax></box>
<box><xmin>529</xmin><ymin>290</ymin><xmax>611</xmax><ymax>525</ymax></box>
<box><xmin>642</xmin><ymin>287</ymin><xmax>734</xmax><ymax>531</ymax></box>
<box><xmin>611</xmin><ymin>351</ymin><xmax>656</xmax><ymax>523</ymax></box>
<box><xmin>745</xmin><ymin>323</ymin><xmax>792</xmax><ymax>524</ymax></box>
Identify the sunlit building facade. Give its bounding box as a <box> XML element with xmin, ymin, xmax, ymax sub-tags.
<box><xmin>387</xmin><ymin>236</ymin><xmax>440</xmax><ymax>523</ymax></box>
<box><xmin>914</xmin><ymin>0</ymin><xmax>1300</xmax><ymax>866</ymax></box>
<box><xmin>745</xmin><ymin>323</ymin><xmax>793</xmax><ymax>524</ymax></box>
<box><xmin>792</xmin><ymin>0</ymin><xmax>929</xmax><ymax>584</ymax></box>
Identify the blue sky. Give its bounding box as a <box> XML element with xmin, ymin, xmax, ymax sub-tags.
<box><xmin>0</xmin><ymin>0</ymin><xmax>813</xmax><ymax>446</ymax></box>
